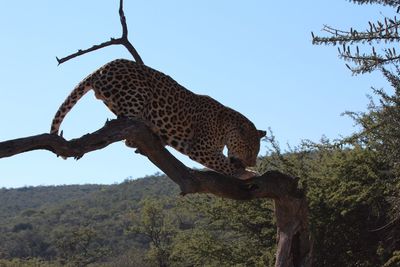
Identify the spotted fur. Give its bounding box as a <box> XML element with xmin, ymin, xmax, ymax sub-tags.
<box><xmin>50</xmin><ymin>59</ymin><xmax>266</xmax><ymax>177</ymax></box>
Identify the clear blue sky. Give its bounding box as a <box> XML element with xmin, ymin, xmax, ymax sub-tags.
<box><xmin>0</xmin><ymin>1</ymin><xmax>393</xmax><ymax>188</ymax></box>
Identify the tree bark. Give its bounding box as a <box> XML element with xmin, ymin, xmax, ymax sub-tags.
<box><xmin>0</xmin><ymin>117</ymin><xmax>312</xmax><ymax>266</ymax></box>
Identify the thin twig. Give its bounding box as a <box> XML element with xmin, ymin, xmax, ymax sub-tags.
<box><xmin>56</xmin><ymin>38</ymin><xmax>121</xmax><ymax>65</ymax></box>
<box><xmin>56</xmin><ymin>0</ymin><xmax>143</xmax><ymax>65</ymax></box>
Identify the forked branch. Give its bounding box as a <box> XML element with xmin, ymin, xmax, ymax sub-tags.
<box><xmin>56</xmin><ymin>0</ymin><xmax>143</xmax><ymax>65</ymax></box>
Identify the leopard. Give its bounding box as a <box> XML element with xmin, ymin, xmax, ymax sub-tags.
<box><xmin>50</xmin><ymin>59</ymin><xmax>266</xmax><ymax>178</ymax></box>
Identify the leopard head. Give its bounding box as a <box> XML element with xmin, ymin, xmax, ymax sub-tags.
<box><xmin>226</xmin><ymin>119</ymin><xmax>266</xmax><ymax>168</ymax></box>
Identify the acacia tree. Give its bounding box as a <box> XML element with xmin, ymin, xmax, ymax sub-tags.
<box><xmin>312</xmin><ymin>0</ymin><xmax>400</xmax><ymax>196</ymax></box>
<box><xmin>133</xmin><ymin>199</ymin><xmax>176</xmax><ymax>267</ymax></box>
<box><xmin>313</xmin><ymin>1</ymin><xmax>400</xmax><ymax>264</ymax></box>
<box><xmin>0</xmin><ymin>1</ymin><xmax>312</xmax><ymax>266</ymax></box>
<box><xmin>312</xmin><ymin>0</ymin><xmax>400</xmax><ymax>182</ymax></box>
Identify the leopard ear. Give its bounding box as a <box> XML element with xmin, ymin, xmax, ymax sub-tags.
<box><xmin>258</xmin><ymin>130</ymin><xmax>266</xmax><ymax>139</ymax></box>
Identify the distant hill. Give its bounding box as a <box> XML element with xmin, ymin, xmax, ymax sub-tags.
<box><xmin>0</xmin><ymin>174</ymin><xmax>181</xmax><ymax>266</ymax></box>
<box><xmin>0</xmin><ymin>184</ymin><xmax>104</xmax><ymax>218</ymax></box>
<box><xmin>0</xmin><ymin>174</ymin><xmax>179</xmax><ymax>216</ymax></box>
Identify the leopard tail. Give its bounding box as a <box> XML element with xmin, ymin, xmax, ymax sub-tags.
<box><xmin>50</xmin><ymin>80</ymin><xmax>92</xmax><ymax>135</ymax></box>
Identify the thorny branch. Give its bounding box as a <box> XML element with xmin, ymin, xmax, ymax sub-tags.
<box><xmin>56</xmin><ymin>0</ymin><xmax>143</xmax><ymax>65</ymax></box>
<box><xmin>312</xmin><ymin>12</ymin><xmax>400</xmax><ymax>74</ymax></box>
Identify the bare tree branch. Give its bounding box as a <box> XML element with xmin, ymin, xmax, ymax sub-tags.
<box><xmin>56</xmin><ymin>0</ymin><xmax>143</xmax><ymax>65</ymax></box>
<box><xmin>0</xmin><ymin>117</ymin><xmax>312</xmax><ymax>266</ymax></box>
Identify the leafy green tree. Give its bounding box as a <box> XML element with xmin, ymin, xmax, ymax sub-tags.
<box><xmin>343</xmin><ymin>69</ymin><xmax>400</xmax><ymax>265</ymax></box>
<box><xmin>132</xmin><ymin>198</ymin><xmax>177</xmax><ymax>267</ymax></box>
<box><xmin>312</xmin><ymin>1</ymin><xmax>400</xmax><ymax>264</ymax></box>
<box><xmin>170</xmin><ymin>196</ymin><xmax>276</xmax><ymax>267</ymax></box>
<box><xmin>345</xmin><ymin>69</ymin><xmax>400</xmax><ymax>176</ymax></box>
<box><xmin>260</xmin><ymin>131</ymin><xmax>396</xmax><ymax>266</ymax></box>
<box><xmin>53</xmin><ymin>226</ymin><xmax>108</xmax><ymax>266</ymax></box>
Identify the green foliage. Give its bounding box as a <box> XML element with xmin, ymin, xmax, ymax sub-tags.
<box><xmin>346</xmin><ymin>68</ymin><xmax>400</xmax><ymax>177</ymax></box>
<box><xmin>311</xmin><ymin>1</ymin><xmax>400</xmax><ymax>264</ymax></box>
<box><xmin>53</xmin><ymin>226</ymin><xmax>109</xmax><ymax>266</ymax></box>
<box><xmin>0</xmin><ymin>258</ymin><xmax>61</xmax><ymax>267</ymax></box>
<box><xmin>0</xmin><ymin>174</ymin><xmax>277</xmax><ymax>266</ymax></box>
<box><xmin>260</xmin><ymin>127</ymin><xmax>396</xmax><ymax>266</ymax></box>
<box><xmin>170</xmin><ymin>196</ymin><xmax>276</xmax><ymax>267</ymax></box>
<box><xmin>345</xmin><ymin>68</ymin><xmax>400</xmax><ymax>261</ymax></box>
<box><xmin>0</xmin><ymin>175</ymin><xmax>179</xmax><ymax>266</ymax></box>
<box><xmin>0</xmin><ymin>185</ymin><xmax>103</xmax><ymax>218</ymax></box>
<box><xmin>132</xmin><ymin>198</ymin><xmax>177</xmax><ymax>267</ymax></box>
